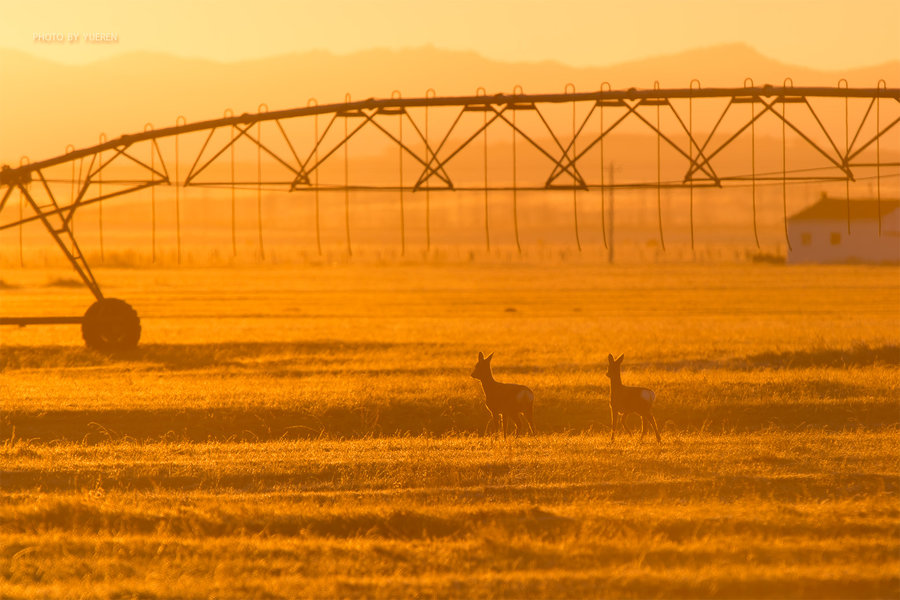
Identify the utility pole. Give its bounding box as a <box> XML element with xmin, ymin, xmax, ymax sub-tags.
<box><xmin>608</xmin><ymin>162</ymin><xmax>615</xmax><ymax>264</ymax></box>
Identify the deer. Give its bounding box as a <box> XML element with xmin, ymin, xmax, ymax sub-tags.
<box><xmin>606</xmin><ymin>353</ymin><xmax>661</xmax><ymax>443</ymax></box>
<box><xmin>470</xmin><ymin>352</ymin><xmax>535</xmax><ymax>438</ymax></box>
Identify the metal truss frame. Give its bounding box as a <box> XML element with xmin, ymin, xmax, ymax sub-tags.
<box><xmin>1</xmin><ymin>85</ymin><xmax>899</xmax><ymax>313</ymax></box>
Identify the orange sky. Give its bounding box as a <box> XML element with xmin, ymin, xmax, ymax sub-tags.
<box><xmin>4</xmin><ymin>0</ymin><xmax>898</xmax><ymax>69</ymax></box>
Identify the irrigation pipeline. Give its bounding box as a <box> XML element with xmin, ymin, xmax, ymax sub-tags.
<box><xmin>0</xmin><ymin>84</ymin><xmax>898</xmax><ymax>277</ymax></box>
<box><xmin>3</xmin><ymin>86</ymin><xmax>897</xmax><ymax>177</ymax></box>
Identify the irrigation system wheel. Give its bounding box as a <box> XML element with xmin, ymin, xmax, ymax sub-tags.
<box><xmin>81</xmin><ymin>298</ymin><xmax>141</xmax><ymax>353</ymax></box>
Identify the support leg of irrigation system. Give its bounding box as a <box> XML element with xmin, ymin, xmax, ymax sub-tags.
<box><xmin>3</xmin><ymin>181</ymin><xmax>141</xmax><ymax>353</ymax></box>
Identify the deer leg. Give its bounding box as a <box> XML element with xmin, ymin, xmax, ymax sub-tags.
<box><xmin>513</xmin><ymin>413</ymin><xmax>524</xmax><ymax>437</ymax></box>
<box><xmin>650</xmin><ymin>414</ymin><xmax>661</xmax><ymax>443</ymax></box>
<box><xmin>518</xmin><ymin>412</ymin><xmax>531</xmax><ymax>436</ymax></box>
<box><xmin>485</xmin><ymin>414</ymin><xmax>497</xmax><ymax>437</ymax></box>
<box><xmin>610</xmin><ymin>408</ymin><xmax>617</xmax><ymax>442</ymax></box>
<box><xmin>524</xmin><ymin>403</ymin><xmax>535</xmax><ymax>435</ymax></box>
<box><xmin>640</xmin><ymin>414</ymin><xmax>648</xmax><ymax>440</ymax></box>
<box><xmin>522</xmin><ymin>412</ymin><xmax>534</xmax><ymax>435</ymax></box>
<box><xmin>501</xmin><ymin>414</ymin><xmax>509</xmax><ymax>438</ymax></box>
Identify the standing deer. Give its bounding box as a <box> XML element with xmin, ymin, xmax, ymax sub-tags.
<box><xmin>471</xmin><ymin>352</ymin><xmax>535</xmax><ymax>437</ymax></box>
<box><xmin>606</xmin><ymin>353</ymin><xmax>661</xmax><ymax>442</ymax></box>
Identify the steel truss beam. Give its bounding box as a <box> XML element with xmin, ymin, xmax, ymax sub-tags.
<box><xmin>4</xmin><ymin>86</ymin><xmax>898</xmax><ymax>185</ymax></box>
<box><xmin>1</xmin><ymin>85</ymin><xmax>898</xmax><ymax>298</ymax></box>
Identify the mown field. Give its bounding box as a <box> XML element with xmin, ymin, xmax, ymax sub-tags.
<box><xmin>1</xmin><ymin>261</ymin><xmax>899</xmax><ymax>598</ymax></box>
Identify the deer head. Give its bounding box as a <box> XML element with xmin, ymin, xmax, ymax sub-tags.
<box><xmin>471</xmin><ymin>351</ymin><xmax>494</xmax><ymax>381</ymax></box>
<box><xmin>606</xmin><ymin>353</ymin><xmax>624</xmax><ymax>378</ymax></box>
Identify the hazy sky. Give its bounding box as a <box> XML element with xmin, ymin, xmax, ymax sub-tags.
<box><xmin>5</xmin><ymin>0</ymin><xmax>899</xmax><ymax>69</ymax></box>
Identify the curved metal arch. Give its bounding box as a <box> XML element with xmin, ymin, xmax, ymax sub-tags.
<box><xmin>3</xmin><ymin>85</ymin><xmax>898</xmax><ymax>183</ymax></box>
<box><xmin>0</xmin><ymin>85</ymin><xmax>897</xmax><ymax>258</ymax></box>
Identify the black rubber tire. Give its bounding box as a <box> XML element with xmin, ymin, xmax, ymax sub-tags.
<box><xmin>81</xmin><ymin>298</ymin><xmax>141</xmax><ymax>353</ymax></box>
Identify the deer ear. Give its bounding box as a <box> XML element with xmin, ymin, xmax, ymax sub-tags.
<box><xmin>486</xmin><ymin>352</ymin><xmax>494</xmax><ymax>362</ymax></box>
<box><xmin>616</xmin><ymin>354</ymin><xmax>625</xmax><ymax>363</ymax></box>
<box><xmin>478</xmin><ymin>352</ymin><xmax>484</xmax><ymax>361</ymax></box>
<box><xmin>608</xmin><ymin>353</ymin><xmax>614</xmax><ymax>362</ymax></box>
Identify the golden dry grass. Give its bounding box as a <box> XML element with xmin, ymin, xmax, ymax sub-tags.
<box><xmin>1</xmin><ymin>261</ymin><xmax>899</xmax><ymax>598</ymax></box>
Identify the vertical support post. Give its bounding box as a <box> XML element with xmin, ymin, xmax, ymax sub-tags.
<box><xmin>745</xmin><ymin>78</ymin><xmax>760</xmax><ymax>248</ymax></box>
<box><xmin>426</xmin><ymin>88</ymin><xmax>436</xmax><ymax>253</ymax></box>
<box><xmin>512</xmin><ymin>85</ymin><xmax>523</xmax><ymax>255</ymax></box>
<box><xmin>145</xmin><ymin>124</ymin><xmax>156</xmax><ymax>263</ymax></box>
<box><xmin>838</xmin><ymin>79</ymin><xmax>850</xmax><ymax>234</ymax></box>
<box><xmin>608</xmin><ymin>163</ymin><xmax>615</xmax><ymax>264</ymax></box>
<box><xmin>599</xmin><ymin>82</ymin><xmax>610</xmax><ymax>250</ymax></box>
<box><xmin>344</xmin><ymin>93</ymin><xmax>352</xmax><ymax>257</ymax></box>
<box><xmin>654</xmin><ymin>81</ymin><xmax>665</xmax><ymax>251</ymax></box>
<box><xmin>18</xmin><ymin>185</ymin><xmax>23</xmax><ymax>266</ymax></box>
<box><xmin>308</xmin><ymin>99</ymin><xmax>322</xmax><ymax>256</ymax></box>
<box><xmin>782</xmin><ymin>79</ymin><xmax>793</xmax><ymax>252</ymax></box>
<box><xmin>689</xmin><ymin>80</ymin><xmax>701</xmax><ymax>252</ymax></box>
<box><xmin>392</xmin><ymin>91</ymin><xmax>405</xmax><ymax>256</ymax></box>
<box><xmin>476</xmin><ymin>87</ymin><xmax>489</xmax><ymax>252</ymax></box>
<box><xmin>222</xmin><ymin>109</ymin><xmax>236</xmax><ymax>257</ymax></box>
<box><xmin>175</xmin><ymin>116</ymin><xmax>186</xmax><ymax>265</ymax></box>
<box><xmin>257</xmin><ymin>103</ymin><xmax>268</xmax><ymax>261</ymax></box>
<box><xmin>18</xmin><ymin>156</ymin><xmax>27</xmax><ymax>267</ymax></box>
<box><xmin>98</xmin><ymin>133</ymin><xmax>106</xmax><ymax>263</ymax></box>
<box><xmin>565</xmin><ymin>83</ymin><xmax>581</xmax><ymax>252</ymax></box>
<box><xmin>877</xmin><ymin>80</ymin><xmax>885</xmax><ymax>236</ymax></box>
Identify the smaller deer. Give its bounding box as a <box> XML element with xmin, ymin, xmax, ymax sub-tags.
<box><xmin>606</xmin><ymin>353</ymin><xmax>661</xmax><ymax>443</ymax></box>
<box><xmin>471</xmin><ymin>352</ymin><xmax>535</xmax><ymax>437</ymax></box>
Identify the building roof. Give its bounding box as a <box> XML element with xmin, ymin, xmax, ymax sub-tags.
<box><xmin>789</xmin><ymin>195</ymin><xmax>900</xmax><ymax>222</ymax></box>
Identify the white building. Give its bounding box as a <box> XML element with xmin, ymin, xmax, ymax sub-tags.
<box><xmin>787</xmin><ymin>196</ymin><xmax>900</xmax><ymax>264</ymax></box>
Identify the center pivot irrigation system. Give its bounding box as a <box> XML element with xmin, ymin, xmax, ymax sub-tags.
<box><xmin>1</xmin><ymin>83</ymin><xmax>898</xmax><ymax>351</ymax></box>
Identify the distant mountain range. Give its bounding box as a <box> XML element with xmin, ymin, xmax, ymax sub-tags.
<box><xmin>1</xmin><ymin>43</ymin><xmax>897</xmax><ymax>162</ymax></box>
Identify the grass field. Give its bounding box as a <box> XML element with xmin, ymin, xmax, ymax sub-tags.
<box><xmin>1</xmin><ymin>261</ymin><xmax>899</xmax><ymax>598</ymax></box>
